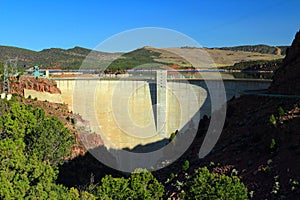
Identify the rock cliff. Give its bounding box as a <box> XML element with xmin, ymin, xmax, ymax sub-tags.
<box><xmin>10</xmin><ymin>76</ymin><xmax>61</xmax><ymax>96</ymax></box>
<box><xmin>270</xmin><ymin>30</ymin><xmax>300</xmax><ymax>94</ymax></box>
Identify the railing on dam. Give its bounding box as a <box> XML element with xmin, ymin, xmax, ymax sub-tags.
<box><xmin>50</xmin><ymin>75</ymin><xmax>273</xmax><ymax>82</ymax></box>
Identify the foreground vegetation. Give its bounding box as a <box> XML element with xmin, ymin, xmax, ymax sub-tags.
<box><xmin>0</xmin><ymin>97</ymin><xmax>248</xmax><ymax>199</ymax></box>
<box><xmin>0</xmin><ymin>98</ymin><xmax>75</xmax><ymax>199</ymax></box>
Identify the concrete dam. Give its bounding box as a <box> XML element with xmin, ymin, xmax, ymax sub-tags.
<box><xmin>25</xmin><ymin>71</ymin><xmax>208</xmax><ymax>149</ymax></box>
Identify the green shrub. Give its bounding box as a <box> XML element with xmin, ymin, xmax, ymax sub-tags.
<box><xmin>262</xmin><ymin>166</ymin><xmax>272</xmax><ymax>175</ymax></box>
<box><xmin>71</xmin><ymin>117</ymin><xmax>76</xmax><ymax>125</ymax></box>
<box><xmin>278</xmin><ymin>107</ymin><xmax>285</xmax><ymax>117</ymax></box>
<box><xmin>182</xmin><ymin>167</ymin><xmax>248</xmax><ymax>200</ymax></box>
<box><xmin>169</xmin><ymin>132</ymin><xmax>176</xmax><ymax>142</ymax></box>
<box><xmin>130</xmin><ymin>169</ymin><xmax>164</xmax><ymax>199</ymax></box>
<box><xmin>96</xmin><ymin>175</ymin><xmax>131</xmax><ymax>200</ymax></box>
<box><xmin>271</xmin><ymin>176</ymin><xmax>280</xmax><ymax>195</ymax></box>
<box><xmin>80</xmin><ymin>191</ymin><xmax>96</xmax><ymax>200</ymax></box>
<box><xmin>269</xmin><ymin>114</ymin><xmax>277</xmax><ymax>126</ymax></box>
<box><xmin>270</xmin><ymin>138</ymin><xmax>276</xmax><ymax>150</ymax></box>
<box><xmin>95</xmin><ymin>169</ymin><xmax>164</xmax><ymax>200</ymax></box>
<box><xmin>169</xmin><ymin>173</ymin><xmax>176</xmax><ymax>181</ymax></box>
<box><xmin>0</xmin><ymin>101</ymin><xmax>75</xmax><ymax>165</ymax></box>
<box><xmin>66</xmin><ymin>116</ymin><xmax>71</xmax><ymax>121</ymax></box>
<box><xmin>0</xmin><ymin>99</ymin><xmax>78</xmax><ymax>199</ymax></box>
<box><xmin>182</xmin><ymin>160</ymin><xmax>190</xmax><ymax>172</ymax></box>
<box><xmin>289</xmin><ymin>179</ymin><xmax>299</xmax><ymax>192</ymax></box>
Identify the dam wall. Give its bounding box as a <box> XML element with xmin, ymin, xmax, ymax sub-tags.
<box><xmin>24</xmin><ymin>88</ymin><xmax>63</xmax><ymax>103</ymax></box>
<box><xmin>24</xmin><ymin>77</ymin><xmax>270</xmax><ymax>150</ymax></box>
<box><xmin>53</xmin><ymin>79</ymin><xmax>206</xmax><ymax>149</ymax></box>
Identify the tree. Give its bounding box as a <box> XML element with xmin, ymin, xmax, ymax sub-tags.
<box><xmin>0</xmin><ymin>138</ymin><xmax>71</xmax><ymax>199</ymax></box>
<box><xmin>0</xmin><ymin>102</ymin><xmax>37</xmax><ymax>140</ymax></box>
<box><xmin>129</xmin><ymin>169</ymin><xmax>164</xmax><ymax>200</ymax></box>
<box><xmin>25</xmin><ymin>115</ymin><xmax>74</xmax><ymax>165</ymax></box>
<box><xmin>0</xmin><ymin>100</ymin><xmax>77</xmax><ymax>199</ymax></box>
<box><xmin>182</xmin><ymin>167</ymin><xmax>248</xmax><ymax>200</ymax></box>
<box><xmin>95</xmin><ymin>169</ymin><xmax>164</xmax><ymax>200</ymax></box>
<box><xmin>0</xmin><ymin>101</ymin><xmax>75</xmax><ymax>165</ymax></box>
<box><xmin>96</xmin><ymin>175</ymin><xmax>132</xmax><ymax>200</ymax></box>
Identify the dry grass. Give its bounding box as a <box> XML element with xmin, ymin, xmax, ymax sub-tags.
<box><xmin>153</xmin><ymin>47</ymin><xmax>284</xmax><ymax>68</ymax></box>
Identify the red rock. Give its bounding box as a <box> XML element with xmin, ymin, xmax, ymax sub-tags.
<box><xmin>10</xmin><ymin>76</ymin><xmax>62</xmax><ymax>96</ymax></box>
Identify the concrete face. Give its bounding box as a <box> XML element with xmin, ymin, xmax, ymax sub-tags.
<box><xmin>56</xmin><ymin>80</ymin><xmax>75</xmax><ymax>110</ymax></box>
<box><xmin>25</xmin><ymin>78</ymin><xmax>271</xmax><ymax>150</ymax></box>
<box><xmin>24</xmin><ymin>89</ymin><xmax>63</xmax><ymax>103</ymax></box>
<box><xmin>45</xmin><ymin>70</ymin><xmax>49</xmax><ymax>78</ymax></box>
<box><xmin>44</xmin><ymin>79</ymin><xmax>207</xmax><ymax>149</ymax></box>
<box><xmin>156</xmin><ymin>70</ymin><xmax>167</xmax><ymax>137</ymax></box>
<box><xmin>95</xmin><ymin>80</ymin><xmax>163</xmax><ymax>149</ymax></box>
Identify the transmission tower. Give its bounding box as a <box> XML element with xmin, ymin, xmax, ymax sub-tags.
<box><xmin>2</xmin><ymin>58</ymin><xmax>18</xmax><ymax>94</ymax></box>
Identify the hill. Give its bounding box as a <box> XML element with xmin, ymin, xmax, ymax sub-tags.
<box><xmin>165</xmin><ymin>47</ymin><xmax>283</xmax><ymax>68</ymax></box>
<box><xmin>106</xmin><ymin>46</ymin><xmax>284</xmax><ymax>71</ymax></box>
<box><xmin>218</xmin><ymin>44</ymin><xmax>289</xmax><ymax>56</ymax></box>
<box><xmin>0</xmin><ymin>44</ymin><xmax>284</xmax><ymax>71</ymax></box>
<box><xmin>224</xmin><ymin>59</ymin><xmax>283</xmax><ymax>71</ymax></box>
<box><xmin>0</xmin><ymin>46</ymin><xmax>121</xmax><ymax>69</ymax></box>
<box><xmin>106</xmin><ymin>46</ymin><xmax>192</xmax><ymax>72</ymax></box>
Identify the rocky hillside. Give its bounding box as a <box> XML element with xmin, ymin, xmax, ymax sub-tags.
<box><xmin>14</xmin><ymin>95</ymin><xmax>103</xmax><ymax>160</ymax></box>
<box><xmin>10</xmin><ymin>76</ymin><xmax>61</xmax><ymax>96</ymax></box>
<box><xmin>155</xmin><ymin>31</ymin><xmax>300</xmax><ymax>199</ymax></box>
<box><xmin>158</xmin><ymin>95</ymin><xmax>300</xmax><ymax>199</ymax></box>
<box><xmin>270</xmin><ymin>30</ymin><xmax>300</xmax><ymax>95</ymax></box>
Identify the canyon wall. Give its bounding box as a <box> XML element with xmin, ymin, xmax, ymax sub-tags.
<box><xmin>270</xmin><ymin>30</ymin><xmax>300</xmax><ymax>95</ymax></box>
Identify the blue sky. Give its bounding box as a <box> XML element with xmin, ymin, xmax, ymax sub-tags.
<box><xmin>1</xmin><ymin>0</ymin><xmax>299</xmax><ymax>52</ymax></box>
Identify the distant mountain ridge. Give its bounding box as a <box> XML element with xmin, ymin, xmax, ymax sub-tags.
<box><xmin>0</xmin><ymin>44</ymin><xmax>286</xmax><ymax>70</ymax></box>
<box><xmin>216</xmin><ymin>44</ymin><xmax>288</xmax><ymax>56</ymax></box>
<box><xmin>0</xmin><ymin>46</ymin><xmax>121</xmax><ymax>69</ymax></box>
